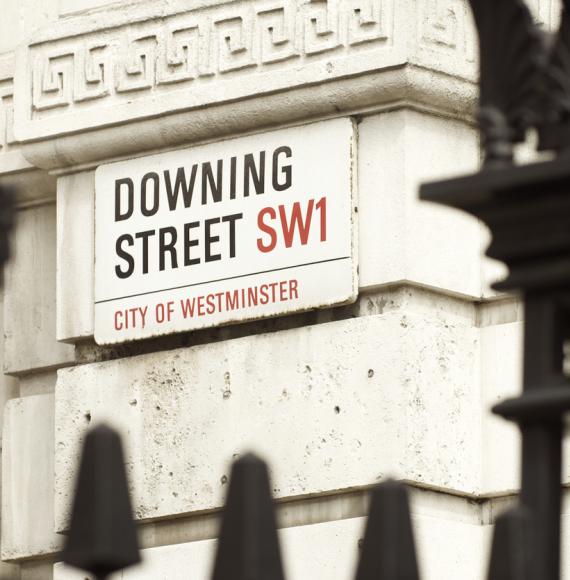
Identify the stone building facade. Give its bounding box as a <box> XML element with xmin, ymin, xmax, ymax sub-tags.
<box><xmin>0</xmin><ymin>0</ymin><xmax>557</xmax><ymax>578</ymax></box>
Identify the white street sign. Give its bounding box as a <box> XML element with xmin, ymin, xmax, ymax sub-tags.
<box><xmin>94</xmin><ymin>119</ymin><xmax>357</xmax><ymax>344</ymax></box>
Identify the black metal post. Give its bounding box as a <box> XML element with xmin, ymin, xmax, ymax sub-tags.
<box><xmin>212</xmin><ymin>453</ymin><xmax>285</xmax><ymax>580</ymax></box>
<box><xmin>419</xmin><ymin>1</ymin><xmax>570</xmax><ymax>578</ymax></box>
<box><xmin>62</xmin><ymin>424</ymin><xmax>140</xmax><ymax>579</ymax></box>
<box><xmin>518</xmin><ymin>294</ymin><xmax>565</xmax><ymax>580</ymax></box>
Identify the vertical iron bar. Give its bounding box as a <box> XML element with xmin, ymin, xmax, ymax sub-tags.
<box><xmin>520</xmin><ymin>423</ymin><xmax>562</xmax><ymax>580</ymax></box>
<box><xmin>519</xmin><ymin>294</ymin><xmax>565</xmax><ymax>580</ymax></box>
<box><xmin>211</xmin><ymin>453</ymin><xmax>285</xmax><ymax>580</ymax></box>
<box><xmin>354</xmin><ymin>480</ymin><xmax>419</xmax><ymax>580</ymax></box>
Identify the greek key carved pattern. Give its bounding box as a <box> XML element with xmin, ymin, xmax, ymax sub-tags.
<box><xmin>115</xmin><ymin>35</ymin><xmax>157</xmax><ymax>93</ymax></box>
<box><xmin>215</xmin><ymin>16</ymin><xmax>257</xmax><ymax>72</ymax></box>
<box><xmin>348</xmin><ymin>0</ymin><xmax>389</xmax><ymax>45</ymax></box>
<box><xmin>303</xmin><ymin>0</ymin><xmax>341</xmax><ymax>55</ymax></box>
<box><xmin>418</xmin><ymin>0</ymin><xmax>560</xmax><ymax>66</ymax></box>
<box><xmin>31</xmin><ymin>0</ymin><xmax>390</xmax><ymax>114</ymax></box>
<box><xmin>419</xmin><ymin>0</ymin><xmax>475</xmax><ymax>63</ymax></box>
<box><xmin>156</xmin><ymin>25</ymin><xmax>202</xmax><ymax>84</ymax></box>
<box><xmin>0</xmin><ymin>81</ymin><xmax>15</xmax><ymax>151</ymax></box>
<box><xmin>257</xmin><ymin>6</ymin><xmax>297</xmax><ymax>64</ymax></box>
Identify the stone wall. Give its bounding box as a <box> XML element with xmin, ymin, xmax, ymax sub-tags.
<box><xmin>0</xmin><ymin>1</ymin><xmax>562</xmax><ymax>579</ymax></box>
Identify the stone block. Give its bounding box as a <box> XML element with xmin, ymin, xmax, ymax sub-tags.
<box><xmin>2</xmin><ymin>394</ymin><xmax>61</xmax><ymax>560</ymax></box>
<box><xmin>3</xmin><ymin>203</ymin><xmax>75</xmax><ymax>374</ymax></box>
<box><xmin>56</xmin><ymin>171</ymin><xmax>94</xmax><ymax>342</ymax></box>
<box><xmin>55</xmin><ymin>310</ymin><xmax>480</xmax><ymax>530</ymax></box>
<box><xmin>358</xmin><ymin>110</ymin><xmax>484</xmax><ymax>298</ymax></box>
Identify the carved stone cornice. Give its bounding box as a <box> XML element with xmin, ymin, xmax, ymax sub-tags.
<box><xmin>12</xmin><ymin>0</ymin><xmax>557</xmax><ymax>171</ymax></box>
<box><xmin>0</xmin><ymin>54</ymin><xmax>31</xmax><ymax>176</ymax></box>
<box><xmin>0</xmin><ymin>53</ymin><xmax>56</xmax><ymax>203</ymax></box>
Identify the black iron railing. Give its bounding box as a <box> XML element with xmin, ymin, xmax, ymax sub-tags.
<box><xmin>2</xmin><ymin>1</ymin><xmax>570</xmax><ymax>579</ymax></box>
<box><xmin>61</xmin><ymin>426</ymin><xmax>422</xmax><ymax>580</ymax></box>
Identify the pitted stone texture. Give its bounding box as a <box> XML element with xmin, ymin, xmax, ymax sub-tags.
<box><xmin>57</xmin><ymin>171</ymin><xmax>94</xmax><ymax>342</ymax></box>
<box><xmin>54</xmin><ymin>505</ymin><xmax>491</xmax><ymax>580</ymax></box>
<box><xmin>4</xmin><ymin>204</ymin><xmax>74</xmax><ymax>374</ymax></box>
<box><xmin>55</xmin><ymin>311</ymin><xmax>480</xmax><ymax>530</ymax></box>
<box><xmin>2</xmin><ymin>394</ymin><xmax>62</xmax><ymax>560</ymax></box>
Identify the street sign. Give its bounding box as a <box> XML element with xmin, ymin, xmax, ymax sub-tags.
<box><xmin>94</xmin><ymin>118</ymin><xmax>357</xmax><ymax>344</ymax></box>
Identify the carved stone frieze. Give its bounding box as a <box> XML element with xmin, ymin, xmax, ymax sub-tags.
<box><xmin>0</xmin><ymin>56</ymin><xmax>35</xmax><ymax>179</ymax></box>
<box><xmin>418</xmin><ymin>0</ymin><xmax>476</xmax><ymax>61</ymax></box>
<box><xmin>0</xmin><ymin>80</ymin><xmax>15</xmax><ymax>153</ymax></box>
<box><xmin>16</xmin><ymin>0</ymin><xmax>397</xmax><ymax>144</ymax></box>
<box><xmin>13</xmin><ymin>0</ymin><xmax>562</xmax><ymax>167</ymax></box>
<box><xmin>28</xmin><ymin>0</ymin><xmax>391</xmax><ymax>116</ymax></box>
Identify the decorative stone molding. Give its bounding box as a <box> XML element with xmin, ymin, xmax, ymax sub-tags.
<box><xmin>0</xmin><ymin>53</ymin><xmax>55</xmax><ymax>203</ymax></box>
<box><xmin>415</xmin><ymin>0</ymin><xmax>476</xmax><ymax>76</ymax></box>
<box><xmin>0</xmin><ymin>55</ymin><xmax>29</xmax><ymax>175</ymax></box>
<box><xmin>17</xmin><ymin>0</ymin><xmax>395</xmax><ymax>142</ymax></box>
<box><xmin>0</xmin><ymin>80</ymin><xmax>15</xmax><ymax>152</ymax></box>
<box><xmin>11</xmin><ymin>0</ymin><xmax>563</xmax><ymax>171</ymax></box>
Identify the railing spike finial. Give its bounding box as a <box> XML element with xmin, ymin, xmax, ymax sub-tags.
<box><xmin>62</xmin><ymin>423</ymin><xmax>141</xmax><ymax>580</ymax></box>
<box><xmin>467</xmin><ymin>0</ymin><xmax>548</xmax><ymax>166</ymax></box>
<box><xmin>211</xmin><ymin>452</ymin><xmax>286</xmax><ymax>580</ymax></box>
<box><xmin>537</xmin><ymin>0</ymin><xmax>570</xmax><ymax>152</ymax></box>
<box><xmin>487</xmin><ymin>507</ymin><xmax>532</xmax><ymax>580</ymax></box>
<box><xmin>355</xmin><ymin>479</ymin><xmax>420</xmax><ymax>580</ymax></box>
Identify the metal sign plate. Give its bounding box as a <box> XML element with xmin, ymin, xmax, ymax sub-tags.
<box><xmin>94</xmin><ymin>118</ymin><xmax>357</xmax><ymax>344</ymax></box>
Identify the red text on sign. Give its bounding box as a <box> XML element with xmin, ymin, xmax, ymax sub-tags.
<box><xmin>257</xmin><ymin>197</ymin><xmax>327</xmax><ymax>253</ymax></box>
<box><xmin>114</xmin><ymin>306</ymin><xmax>148</xmax><ymax>330</ymax></box>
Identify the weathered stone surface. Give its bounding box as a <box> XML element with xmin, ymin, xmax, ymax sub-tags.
<box><xmin>2</xmin><ymin>394</ymin><xmax>62</xmax><ymax>560</ymax></box>
<box><xmin>56</xmin><ymin>171</ymin><xmax>94</xmax><ymax>343</ymax></box>
<box><xmin>55</xmin><ymin>310</ymin><xmax>480</xmax><ymax>530</ymax></box>
<box><xmin>14</xmin><ymin>0</ymin><xmax>560</xmax><ymax>172</ymax></box>
<box><xmin>3</xmin><ymin>204</ymin><xmax>75</xmax><ymax>374</ymax></box>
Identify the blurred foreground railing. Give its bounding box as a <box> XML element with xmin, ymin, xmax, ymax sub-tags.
<box><xmin>62</xmin><ymin>424</ymin><xmax>422</xmax><ymax>580</ymax></box>
<box><xmin>5</xmin><ymin>1</ymin><xmax>570</xmax><ymax>579</ymax></box>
